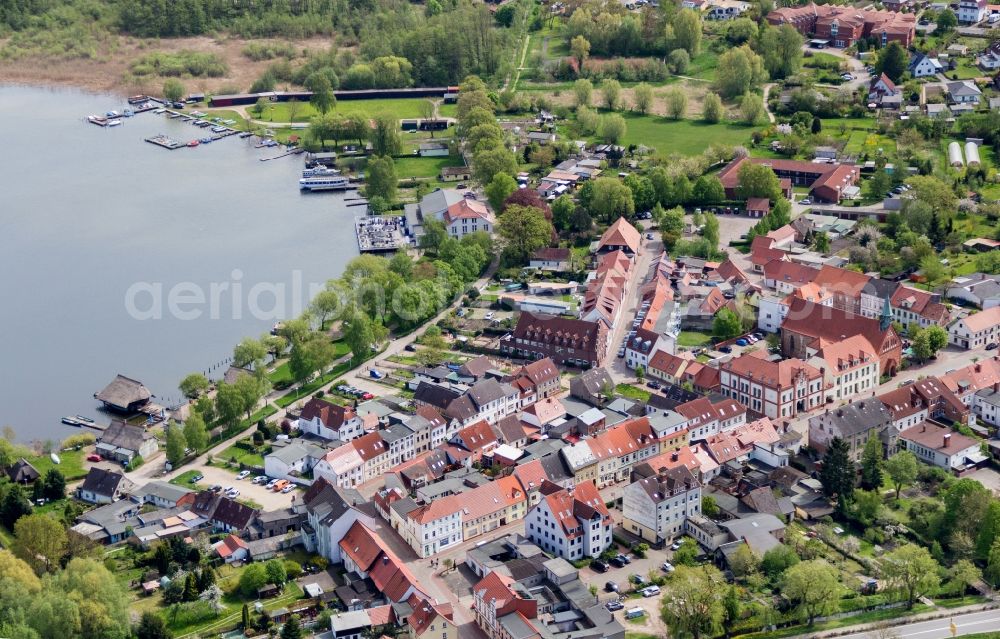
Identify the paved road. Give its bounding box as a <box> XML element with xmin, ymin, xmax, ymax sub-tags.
<box><xmin>607</xmin><ymin>233</ymin><xmax>661</xmax><ymax>382</ymax></box>
<box><xmin>831</xmin><ymin>609</ymin><xmax>1000</xmax><ymax>639</ymax></box>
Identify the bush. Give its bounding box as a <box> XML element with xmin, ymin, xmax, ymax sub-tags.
<box><xmin>130</xmin><ymin>51</ymin><xmax>228</xmax><ymax>78</ymax></box>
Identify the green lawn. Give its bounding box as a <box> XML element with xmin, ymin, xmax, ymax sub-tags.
<box><xmin>687</xmin><ymin>49</ymin><xmax>720</xmax><ymax>80</ymax></box>
<box><xmin>30</xmin><ymin>448</ymin><xmax>87</xmax><ymax>481</ymax></box>
<box><xmin>626</xmin><ymin>634</ymin><xmax>660</xmax><ymax>639</ymax></box>
<box><xmin>616</xmin><ymin>383</ymin><xmax>651</xmax><ymax>402</ymax></box>
<box><xmin>258</xmin><ymin>98</ymin><xmax>440</xmax><ymax>123</ymax></box>
<box><xmin>269</xmin><ymin>342</ymin><xmax>350</xmax><ymax>384</ymax></box>
<box><xmin>616</xmin><ymin>113</ymin><xmax>754</xmax><ymax>155</ymax></box>
<box><xmin>393</xmin><ymin>155</ymin><xmax>465</xmax><ymax>179</ymax></box>
<box><xmin>819</xmin><ymin>116</ymin><xmax>877</xmax><ymax>132</ymax></box>
<box><xmin>217</xmin><ymin>442</ymin><xmax>266</xmax><ymax>468</ymax></box>
<box><xmin>676</xmin><ymin>331</ymin><xmax>712</xmax><ymax>348</ymax></box>
<box><xmin>169</xmin><ymin>470</ymin><xmax>204</xmax><ymax>488</ymax></box>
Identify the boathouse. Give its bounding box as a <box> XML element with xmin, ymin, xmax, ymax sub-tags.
<box><xmin>94</xmin><ymin>374</ymin><xmax>152</xmax><ymax>413</ymax></box>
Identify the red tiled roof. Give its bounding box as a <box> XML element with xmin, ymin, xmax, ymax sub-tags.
<box><xmin>301</xmin><ymin>397</ymin><xmax>356</xmax><ymax>428</ymax></box>
<box><xmin>649</xmin><ymin>351</ymin><xmax>693</xmax><ymax>377</ymax></box>
<box><xmin>513</xmin><ymin>458</ymin><xmax>549</xmax><ymax>492</ymax></box>
<box><xmin>764</xmin><ymin>260</ymin><xmax>818</xmax><ymax>287</ymax></box>
<box><xmin>339</xmin><ymin>520</ymin><xmax>384</xmax><ymax>572</ymax></box>
<box><xmin>722</xmin><ymin>352</ymin><xmax>823</xmax><ymax>389</ymax></box>
<box><xmin>812</xmin><ymin>265</ymin><xmax>870</xmax><ymax>299</ymax></box>
<box><xmin>597</xmin><ymin>217</ymin><xmax>641</xmax><ymax>253</ymax></box>
<box><xmin>215</xmin><ymin>534</ymin><xmax>248</xmax><ymax>558</ymax></box>
<box><xmin>454</xmin><ymin>420</ymin><xmax>498</xmax><ymax>452</ymax></box>
<box><xmin>353</xmin><ymin>431</ymin><xmax>388</xmax><ymax>461</ymax></box>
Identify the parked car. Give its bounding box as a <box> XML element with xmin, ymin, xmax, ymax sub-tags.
<box><xmin>645</xmin><ymin>380</ymin><xmax>661</xmax><ymax>390</ymax></box>
<box><xmin>266</xmin><ymin>479</ymin><xmax>279</xmax><ymax>489</ymax></box>
<box><xmin>609</xmin><ymin>557</ymin><xmax>627</xmax><ymax>568</ymax></box>
<box><xmin>252</xmin><ymin>476</ymin><xmax>268</xmax><ymax>484</ymax></box>
<box><xmin>405</xmin><ymin>344</ymin><xmax>417</xmax><ymax>352</ymax></box>
<box><xmin>645</xmin><ymin>233</ymin><xmax>654</xmax><ymax>240</ymax></box>
<box><xmin>606</xmin><ymin>601</ymin><xmax>625</xmax><ymax>612</ymax></box>
<box><xmin>86</xmin><ymin>454</ymin><xmax>102</xmax><ymax>462</ymax></box>
<box><xmin>719</xmin><ymin>345</ymin><xmax>732</xmax><ymax>354</ymax></box>
<box><xmin>987</xmin><ymin>343</ymin><xmax>998</xmax><ymax>350</ymax></box>
<box><xmin>236</xmin><ymin>470</ymin><xmax>251</xmax><ymax>480</ymax></box>
<box><xmin>210</xmin><ymin>485</ymin><xmax>223</xmax><ymax>493</ymax></box>
<box><xmin>272</xmin><ymin>480</ymin><xmax>290</xmax><ymax>492</ymax></box>
<box><xmin>642</xmin><ymin>585</ymin><xmax>661</xmax><ymax>597</ymax></box>
<box><xmin>227</xmin><ymin>488</ymin><xmax>240</xmax><ymax>498</ymax></box>
<box><xmin>590</xmin><ymin>560</ymin><xmax>609</xmax><ymax>573</ymax></box>
<box><xmin>617</xmin><ymin>347</ymin><xmax>626</xmax><ymax>358</ymax></box>
<box><xmin>369</xmin><ymin>369</ymin><xmax>385</xmax><ymax>379</ymax></box>
<box><xmin>661</xmin><ymin>561</ymin><xmax>675</xmax><ymax>572</ymax></box>
<box><xmin>841</xmin><ymin>73</ymin><xmax>854</xmax><ymax>81</ymax></box>
<box><xmin>362</xmin><ymin>392</ymin><xmax>374</xmax><ymax>400</ymax></box>
<box><xmin>605</xmin><ymin>581</ymin><xmax>619</xmax><ymax>592</ymax></box>
<box><xmin>735</xmin><ymin>338</ymin><xmax>748</xmax><ymax>347</ymax></box>
<box><xmin>192</xmin><ymin>474</ymin><xmax>204</xmax><ymax>482</ymax></box>
<box><xmin>799</xmin><ymin>198</ymin><xmax>812</xmax><ymax>205</ymax></box>
<box><xmin>625</xmin><ymin>608</ymin><xmax>645</xmax><ymax>619</ymax></box>
<box><xmin>630</xmin><ymin>574</ymin><xmax>646</xmax><ymax>585</ymax></box>
<box><xmin>670</xmin><ymin>539</ymin><xmax>684</xmax><ymax>551</ymax></box>
<box><xmin>616</xmin><ymin>553</ymin><xmax>632</xmax><ymax>565</ymax></box>
<box><xmin>281</xmin><ymin>484</ymin><xmax>295</xmax><ymax>493</ymax></box>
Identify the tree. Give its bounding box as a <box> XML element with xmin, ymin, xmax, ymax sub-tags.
<box><xmin>736</xmin><ymin>162</ymin><xmax>781</xmax><ymax>201</ymax></box>
<box><xmin>42</xmin><ymin>468</ymin><xmax>66</xmax><ymax>501</ymax></box>
<box><xmin>233</xmin><ymin>373</ymin><xmax>269</xmax><ymax>419</ymax></box>
<box><xmin>239</xmin><ymin>563</ymin><xmax>268</xmax><ymax>597</ymax></box>
<box><xmin>280</xmin><ymin>615</ymin><xmax>302</xmax><ymax>639</ymax></box>
<box><xmin>881</xmin><ymin>544</ymin><xmax>940</xmax><ymax>608</ymax></box>
<box><xmin>136</xmin><ymin>611</ymin><xmax>172</xmax><ymax>639</ymax></box>
<box><xmin>701</xmin><ymin>495</ymin><xmax>720</xmax><ymax>518</ymax></box>
<box><xmin>987</xmin><ymin>539</ymin><xmax>1000</xmax><ymax>587</ymax></box>
<box><xmin>252</xmin><ymin>97</ymin><xmax>269</xmax><ymax>119</ymax></box>
<box><xmin>660</xmin><ymin>565</ymin><xmax>725</xmax><ymax>639</ymax></box>
<box><xmin>860</xmin><ymin>435</ymin><xmax>884</xmax><ymax>490</ymax></box>
<box><xmin>420</xmin><ymin>218</ymin><xmax>447</xmax><ymax>251</ymax></box>
<box><xmin>668</xmin><ymin>48</ymin><xmax>690</xmax><ymax>74</ymax></box>
<box><xmin>852</xmin><ymin>489</ymin><xmax>883</xmax><ymax>527</ymax></box>
<box><xmin>494</xmin><ymin>3</ymin><xmax>516</xmax><ymax>26</ymax></box>
<box><xmin>233</xmin><ymin>337</ymin><xmax>268</xmax><ymax>369</ymax></box>
<box><xmin>926</xmin><ymin>325</ymin><xmax>948</xmax><ymax>352</ymax></box>
<box><xmin>573</xmin><ymin>78</ymin><xmax>593</xmax><ymax>109</ymax></box>
<box><xmin>673</xmin><ymin>541</ymin><xmax>699</xmax><ymax>567</ymax></box>
<box><xmin>13</xmin><ymin>513</ymin><xmax>66</xmax><ymax>574</ymax></box>
<box><xmin>179</xmin><ymin>373</ymin><xmax>210</xmax><ymax>399</ymax></box>
<box><xmin>634</xmin><ymin>83</ymin><xmax>654</xmax><ymax>114</ymax></box>
<box><xmin>759</xmin><ymin>24</ymin><xmax>803</xmax><ymax>79</ymax></box>
<box><xmin>473</xmin><ymin>147</ymin><xmax>517</xmax><ymax>185</ymax></box>
<box><xmin>740</xmin><ymin>92</ymin><xmax>765</xmax><ymax>125</ymax></box>
<box><xmin>919</xmin><ymin>254</ymin><xmax>946</xmax><ymax>288</ymax></box>
<box><xmin>308</xmin><ymin>73</ymin><xmax>335</xmax><ymax>114</ymax></box>
<box><xmin>703</xmin><ymin>212</ymin><xmax>720</xmax><ymax>249</ymax></box>
<box><xmin>907</xmin><ymin>176</ymin><xmax>957</xmax><ymax>219</ymax></box>
<box><xmin>496</xmin><ymin>205</ymin><xmax>553</xmax><ymax>264</ymax></box>
<box><xmin>266</xmin><ymin>559</ymin><xmax>287</xmax><ymax>585</ymax></box>
<box><xmin>486</xmin><ymin>173</ymin><xmax>518</xmax><ymax>211</ymax></box>
<box><xmin>716</xmin><ymin>46</ymin><xmax>765</xmax><ymax>98</ymax></box>
<box><xmin>570</xmin><ymin>35</ymin><xmax>591</xmax><ymax>68</ymax></box>
<box><xmin>946</xmin><ymin>559</ymin><xmax>981</xmax><ymax>595</ymax></box>
<box><xmin>343</xmin><ymin>312</ymin><xmax>378</xmax><ymax>362</ymax></box>
<box><xmin>242</xmin><ymin>603</ymin><xmax>251</xmax><ymax>630</ymax></box>
<box><xmin>730</xmin><ymin>544</ymin><xmax>760</xmax><ymax>579</ymax></box>
<box><xmin>165</xmin><ymin>423</ymin><xmax>187</xmax><ymax>467</ymax></box>
<box><xmin>666</xmin><ymin>89</ymin><xmax>687</xmax><ymax>120</ymax></box>
<box><xmin>713</xmin><ymin>308</ymin><xmax>742</xmax><ymax>340</ymax></box>
<box><xmin>876</xmin><ymin>41</ymin><xmax>908</xmax><ymax>83</ymax></box>
<box><xmin>693</xmin><ymin>176</ymin><xmax>725</xmax><ymax>204</ymax></box>
<box><xmin>371</xmin><ymin>113</ymin><xmax>401</xmax><ymax>156</ymax></box>
<box><xmin>935</xmin><ymin>8</ymin><xmax>957</xmax><ymax>33</ymax></box>
<box><xmin>819</xmin><ymin>437</ymin><xmax>854</xmax><ymax>506</ymax></box>
<box><xmin>163</xmin><ymin>79</ymin><xmax>184</xmax><ymax>103</ymax></box>
<box><xmin>183</xmin><ymin>412</ymin><xmax>209</xmax><ymax>453</ymax></box>
<box><xmin>813</xmin><ymin>231</ymin><xmax>831</xmax><ymax>253</ymax></box>
<box><xmin>867</xmin><ymin>169</ymin><xmax>892</xmax><ymax>200</ymax></box>
<box><xmin>552</xmin><ymin>194</ymin><xmax>575</xmax><ymax>231</ymax></box>
<box><xmin>702</xmin><ymin>92</ymin><xmax>723</xmax><ymax>123</ymax></box>
<box><xmin>601</xmin><ymin>79</ymin><xmax>622</xmax><ymax>111</ymax></box>
<box><xmin>761</xmin><ymin>544</ymin><xmax>800</xmax><ymax>579</ymax></box>
<box><xmin>781</xmin><ymin>560</ymin><xmax>841</xmax><ymax>625</ymax></box>
<box><xmin>51</xmin><ymin>557</ymin><xmax>130</xmax><ymax>639</ymax></box>
<box><xmin>183</xmin><ymin>571</ymin><xmax>199</xmax><ymax>601</ymax></box>
<box><xmin>673</xmin><ymin>9</ymin><xmax>703</xmax><ymax>56</ymax></box>
<box><xmin>588</xmin><ymin>177</ymin><xmax>634</xmax><ymax>222</ymax></box>
<box><xmin>597</xmin><ymin>113</ymin><xmax>627</xmax><ymax>144</ymax></box>
<box><xmin>365</xmin><ymin>155</ymin><xmax>397</xmax><ymax>202</ymax></box>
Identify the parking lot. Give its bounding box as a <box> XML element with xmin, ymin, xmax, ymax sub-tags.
<box><xmin>186</xmin><ymin>464</ymin><xmax>300</xmax><ymax>510</ymax></box>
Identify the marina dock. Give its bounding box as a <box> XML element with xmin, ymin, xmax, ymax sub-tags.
<box><xmin>145</xmin><ymin>134</ymin><xmax>184</xmax><ymax>150</ymax></box>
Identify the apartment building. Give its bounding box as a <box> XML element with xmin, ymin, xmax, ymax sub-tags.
<box><xmin>524</xmin><ymin>480</ymin><xmax>612</xmax><ymax>560</ymax></box>
<box><xmin>622</xmin><ymin>466</ymin><xmax>702</xmax><ymax>544</ymax></box>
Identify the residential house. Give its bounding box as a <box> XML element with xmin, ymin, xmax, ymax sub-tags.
<box><xmin>297</xmin><ymin>398</ymin><xmax>364</xmax><ymax>442</ymax></box>
<box><xmin>869</xmin><ymin>73</ymin><xmax>901</xmax><ymax>100</ymax></box>
<box><xmin>909</xmin><ymin>54</ymin><xmax>943</xmax><ymax>78</ymax></box>
<box><xmin>948</xmin><ymin>80</ymin><xmax>982</xmax><ymax>103</ymax></box>
<box><xmin>596</xmin><ymin>217</ymin><xmax>641</xmax><ymax>256</ymax></box>
<box><xmin>5</xmin><ymin>458</ymin><xmax>40</xmax><ymax>484</ymax></box>
<box><xmin>569</xmin><ymin>367</ymin><xmax>615</xmax><ymax>406</ymax></box>
<box><xmin>948</xmin><ymin>306</ymin><xmax>1000</xmax><ymax>349</ymax></box>
<box><xmin>213</xmin><ymin>534</ymin><xmax>250</xmax><ymax>563</ymax></box>
<box><xmin>339</xmin><ymin>520</ymin><xmax>429</xmax><ymax>603</ymax></box>
<box><xmin>625</xmin><ymin>327</ymin><xmax>667</xmax><ymax>371</ymax></box>
<box><xmin>472</xmin><ymin>571</ymin><xmax>538</xmax><ymax>639</ymax></box>
<box><xmin>405</xmin><ymin>596</ymin><xmax>457</xmax><ymax>639</ymax></box>
<box><xmin>508</xmin><ymin>357</ymin><xmax>561</xmax><ymax>406</ymax></box>
<box><xmin>449</xmin><ymin>420</ymin><xmax>500</xmax><ymax>463</ymax></box>
<box><xmin>529</xmin><ymin>247</ymin><xmax>572</xmax><ymax>271</ymax></box>
<box><xmin>622</xmin><ymin>466</ymin><xmax>701</xmax><ymax>544</ymax></box>
<box><xmin>940</xmin><ymin>356</ymin><xmax>1000</xmax><ymax>414</ymax></box>
<box><xmin>524</xmin><ymin>480</ymin><xmax>612</xmax><ymax>560</ymax></box>
<box><xmin>264</xmin><ymin>441</ymin><xmax>326</xmax><ymax>482</ymax></box>
<box><xmin>302</xmin><ymin>478</ymin><xmax>368</xmax><ymax>562</ymax></box>
<box><xmin>381</xmin><ymin>423</ymin><xmax>416</xmax><ymax>468</ymax></box>
<box><xmin>95</xmin><ymin>420</ymin><xmax>158</xmax><ymax>465</ymax></box>
<box><xmin>959</xmin><ymin>0</ymin><xmax>987</xmax><ymax>22</ymax></box>
<box><xmin>675</xmin><ymin>396</ymin><xmax>747</xmax><ymax>441</ymax></box>
<box><xmin>78</xmin><ymin>467</ymin><xmax>135</xmax><ymax>504</ymax></box>
<box><xmin>764</xmin><ymin>260</ymin><xmax>818</xmax><ymax>295</ymax></box>
<box><xmin>443</xmin><ymin>199</ymin><xmax>495</xmax><ymax>239</ymax></box>
<box><xmin>807</xmin><ymin>335</ymin><xmax>880</xmax><ymax>403</ymax></box>
<box><xmin>809</xmin><ymin>397</ymin><xmax>893</xmax><ymax>460</ymax></box>
<box><xmin>767</xmin><ymin>3</ymin><xmax>915</xmax><ymax>47</ymax></box>
<box><xmin>719</xmin><ymin>351</ymin><xmax>824</xmax><ymax>421</ymax></box>
<box><xmin>859</xmin><ymin>284</ymin><xmax>951</xmax><ymax>328</ymax></box>
<box><xmin>898</xmin><ymin>422</ymin><xmax>987</xmax><ymax>470</ymax></box>
<box><xmin>440</xmin><ymin>166</ymin><xmax>471</xmax><ymax>182</ymax></box>
<box><xmin>445</xmin><ymin>378</ymin><xmax>520</xmax><ymax>426</ymax></box>
<box><xmin>502</xmin><ymin>312</ymin><xmax>609</xmax><ymax>368</ymax></box>
<box><xmin>192</xmin><ymin>491</ymin><xmax>259</xmax><ymax>533</ymax></box>
<box><xmin>717</xmin><ymin>156</ymin><xmax>860</xmax><ymax>203</ymax></box>
<box><xmin>313</xmin><ymin>444</ymin><xmax>365</xmax><ymax>488</ymax></box>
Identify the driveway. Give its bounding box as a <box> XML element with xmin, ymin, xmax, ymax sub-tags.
<box><xmin>186</xmin><ymin>464</ymin><xmax>301</xmax><ymax>510</ymax></box>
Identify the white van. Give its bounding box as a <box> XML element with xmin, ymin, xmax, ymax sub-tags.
<box><xmin>625</xmin><ymin>608</ymin><xmax>645</xmax><ymax>619</ymax></box>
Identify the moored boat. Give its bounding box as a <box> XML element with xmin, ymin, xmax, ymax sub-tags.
<box><xmin>300</xmin><ymin>175</ymin><xmax>352</xmax><ymax>191</ymax></box>
<box><xmin>188</xmin><ymin>140</ymin><xmax>200</xmax><ymax>147</ymax></box>
<box><xmin>107</xmin><ymin>119</ymin><xmax>123</xmax><ymax>127</ymax></box>
<box><xmin>50</xmin><ymin>452</ymin><xmax>61</xmax><ymax>465</ymax></box>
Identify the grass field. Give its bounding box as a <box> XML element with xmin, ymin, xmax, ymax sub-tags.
<box><xmin>218</xmin><ymin>441</ymin><xmax>266</xmax><ymax>468</ymax></box>
<box><xmin>819</xmin><ymin>116</ymin><xmax>877</xmax><ymax>131</ymax></box>
<box><xmin>676</xmin><ymin>331</ymin><xmax>712</xmax><ymax>348</ymax></box>
<box><xmin>616</xmin><ymin>113</ymin><xmax>753</xmax><ymax>155</ymax></box>
<box><xmin>394</xmin><ymin>155</ymin><xmax>465</xmax><ymax>179</ymax></box>
<box><xmin>31</xmin><ymin>448</ymin><xmax>87</xmax><ymax>481</ymax></box>
<box><xmin>616</xmin><ymin>383</ymin><xmax>651</xmax><ymax>402</ymax></box>
<box><xmin>687</xmin><ymin>49</ymin><xmax>720</xmax><ymax>80</ymax></box>
<box><xmin>269</xmin><ymin>342</ymin><xmax>350</xmax><ymax>384</ymax></box>
<box><xmin>169</xmin><ymin>470</ymin><xmax>204</xmax><ymax>488</ymax></box>
<box><xmin>255</xmin><ymin>98</ymin><xmax>439</xmax><ymax>123</ymax></box>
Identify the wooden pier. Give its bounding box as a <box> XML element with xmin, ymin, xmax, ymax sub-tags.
<box><xmin>145</xmin><ymin>135</ymin><xmax>184</xmax><ymax>150</ymax></box>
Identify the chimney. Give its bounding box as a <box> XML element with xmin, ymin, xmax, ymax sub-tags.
<box><xmin>944</xmin><ymin>433</ymin><xmax>951</xmax><ymax>448</ymax></box>
<box><xmin>921</xmin><ymin>424</ymin><xmax>926</xmax><ymax>432</ymax></box>
<box><xmin>671</xmin><ymin>451</ymin><xmax>679</xmax><ymax>462</ymax></box>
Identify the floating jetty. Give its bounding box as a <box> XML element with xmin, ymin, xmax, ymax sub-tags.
<box><xmin>146</xmin><ymin>134</ymin><xmax>185</xmax><ymax>150</ymax></box>
<box><xmin>61</xmin><ymin>415</ymin><xmax>107</xmax><ymax>431</ymax></box>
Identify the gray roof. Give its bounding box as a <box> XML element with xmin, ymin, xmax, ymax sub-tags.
<box><xmin>81</xmin><ymin>467</ymin><xmax>130</xmax><ymax>498</ymax></box>
<box><xmin>808</xmin><ymin>397</ymin><xmax>892</xmax><ymax>438</ymax></box>
<box><xmin>862</xmin><ymin>278</ymin><xmax>898</xmax><ymax>300</ymax></box>
<box><xmin>134</xmin><ymin>480</ymin><xmax>193</xmax><ymax>504</ymax></box>
<box><xmin>268</xmin><ymin>441</ymin><xmax>324</xmax><ymax>465</ymax></box>
<box><xmin>948</xmin><ymin>81</ymin><xmax>981</xmax><ymax>96</ymax></box>
<box><xmin>413</xmin><ymin>381</ymin><xmax>461</xmax><ymax>410</ymax></box>
<box><xmin>379</xmin><ymin>423</ymin><xmax>413</xmax><ymax>444</ymax></box>
<box><xmin>356</xmin><ymin>399</ymin><xmax>395</xmax><ymax>420</ymax></box>
<box><xmin>647</xmin><ymin>410</ymin><xmax>689</xmax><ymax>437</ymax></box>
<box><xmin>467</xmin><ymin>378</ymin><xmax>516</xmax><ymax>408</ymax></box>
<box><xmin>419</xmin><ymin>189</ymin><xmax>465</xmax><ymax>217</ymax></box>
<box><xmin>538</xmin><ymin>454</ymin><xmax>573</xmax><ymax>484</ymax></box>
<box><xmin>720</xmin><ymin>513</ymin><xmax>785</xmax><ymax>554</ymax></box>
<box><xmin>570</xmin><ymin>368</ymin><xmax>614</xmax><ymax>404</ymax></box>
<box><xmin>6</xmin><ymin>458</ymin><xmax>40</xmax><ymax>483</ymax></box>
<box><xmin>98</xmin><ymin>420</ymin><xmax>154</xmax><ymax>452</ymax></box>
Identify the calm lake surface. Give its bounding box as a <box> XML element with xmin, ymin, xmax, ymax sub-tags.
<box><xmin>0</xmin><ymin>85</ymin><xmax>358</xmax><ymax>443</ymax></box>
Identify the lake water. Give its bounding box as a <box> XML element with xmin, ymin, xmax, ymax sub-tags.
<box><xmin>0</xmin><ymin>85</ymin><xmax>358</xmax><ymax>443</ymax></box>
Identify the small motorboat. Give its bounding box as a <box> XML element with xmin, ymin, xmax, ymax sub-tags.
<box><xmin>199</xmin><ymin>137</ymin><xmax>212</xmax><ymax>144</ymax></box>
<box><xmin>50</xmin><ymin>452</ymin><xmax>61</xmax><ymax>465</ymax></box>
<box><xmin>154</xmin><ymin>108</ymin><xmax>166</xmax><ymax>114</ymax></box>
<box><xmin>107</xmin><ymin>119</ymin><xmax>123</xmax><ymax>127</ymax></box>
<box><xmin>188</xmin><ymin>140</ymin><xmax>200</xmax><ymax>147</ymax></box>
